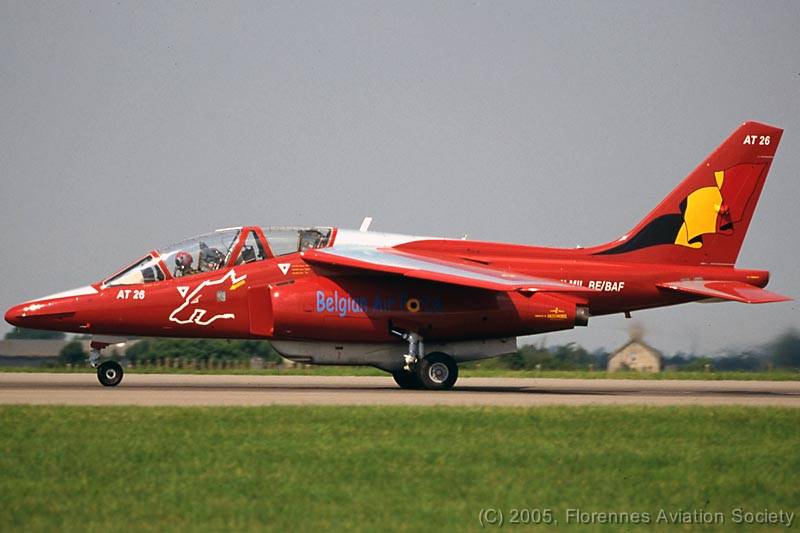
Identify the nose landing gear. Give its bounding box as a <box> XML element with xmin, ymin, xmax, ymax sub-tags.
<box><xmin>88</xmin><ymin>339</ymin><xmax>125</xmax><ymax>387</ymax></box>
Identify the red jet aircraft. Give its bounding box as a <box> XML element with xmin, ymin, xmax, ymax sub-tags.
<box><xmin>5</xmin><ymin>121</ymin><xmax>790</xmax><ymax>389</ymax></box>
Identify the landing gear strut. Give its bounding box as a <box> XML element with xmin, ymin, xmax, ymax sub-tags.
<box><xmin>391</xmin><ymin>329</ymin><xmax>424</xmax><ymax>372</ymax></box>
<box><xmin>88</xmin><ymin>348</ymin><xmax>101</xmax><ymax>368</ymax></box>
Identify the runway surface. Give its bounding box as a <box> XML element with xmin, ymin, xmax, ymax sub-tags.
<box><xmin>1</xmin><ymin>373</ymin><xmax>799</xmax><ymax>407</ymax></box>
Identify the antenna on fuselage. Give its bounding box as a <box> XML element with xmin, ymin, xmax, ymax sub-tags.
<box><xmin>359</xmin><ymin>217</ymin><xmax>373</xmax><ymax>232</ymax></box>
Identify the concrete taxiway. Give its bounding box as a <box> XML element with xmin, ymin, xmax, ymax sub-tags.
<box><xmin>0</xmin><ymin>373</ymin><xmax>799</xmax><ymax>407</ymax></box>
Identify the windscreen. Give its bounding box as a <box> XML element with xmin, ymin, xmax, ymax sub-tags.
<box><xmin>104</xmin><ymin>255</ymin><xmax>166</xmax><ymax>287</ymax></box>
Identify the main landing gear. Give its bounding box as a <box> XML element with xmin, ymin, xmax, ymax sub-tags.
<box><xmin>390</xmin><ymin>330</ymin><xmax>459</xmax><ymax>390</ymax></box>
<box><xmin>88</xmin><ymin>342</ymin><xmax>124</xmax><ymax>387</ymax></box>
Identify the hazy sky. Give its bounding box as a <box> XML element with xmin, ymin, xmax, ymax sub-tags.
<box><xmin>1</xmin><ymin>1</ymin><xmax>798</xmax><ymax>354</ymax></box>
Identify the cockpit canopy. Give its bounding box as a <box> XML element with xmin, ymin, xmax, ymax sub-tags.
<box><xmin>163</xmin><ymin>228</ymin><xmax>242</xmax><ymax>279</ymax></box>
<box><xmin>103</xmin><ymin>226</ymin><xmax>332</xmax><ymax>287</ymax></box>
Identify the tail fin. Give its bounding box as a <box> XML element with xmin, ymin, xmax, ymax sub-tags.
<box><xmin>595</xmin><ymin>121</ymin><xmax>783</xmax><ymax>265</ymax></box>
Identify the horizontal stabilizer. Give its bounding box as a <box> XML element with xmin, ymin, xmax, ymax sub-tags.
<box><xmin>303</xmin><ymin>247</ymin><xmax>597</xmax><ymax>294</ymax></box>
<box><xmin>657</xmin><ymin>280</ymin><xmax>791</xmax><ymax>304</ymax></box>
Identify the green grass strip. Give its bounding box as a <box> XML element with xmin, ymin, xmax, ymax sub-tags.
<box><xmin>0</xmin><ymin>405</ymin><xmax>798</xmax><ymax>531</ymax></box>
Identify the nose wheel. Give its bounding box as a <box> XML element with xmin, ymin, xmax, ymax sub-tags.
<box><xmin>97</xmin><ymin>360</ymin><xmax>124</xmax><ymax>387</ymax></box>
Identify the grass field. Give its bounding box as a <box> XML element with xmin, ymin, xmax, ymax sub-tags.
<box><xmin>1</xmin><ymin>406</ymin><xmax>798</xmax><ymax>531</ymax></box>
<box><xmin>2</xmin><ymin>365</ymin><xmax>800</xmax><ymax>381</ymax></box>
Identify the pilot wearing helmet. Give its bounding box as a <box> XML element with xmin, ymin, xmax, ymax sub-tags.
<box><xmin>174</xmin><ymin>251</ymin><xmax>198</xmax><ymax>278</ymax></box>
<box><xmin>198</xmin><ymin>241</ymin><xmax>225</xmax><ymax>271</ymax></box>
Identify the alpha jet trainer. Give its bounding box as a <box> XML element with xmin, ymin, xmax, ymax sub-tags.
<box><xmin>5</xmin><ymin>121</ymin><xmax>790</xmax><ymax>389</ymax></box>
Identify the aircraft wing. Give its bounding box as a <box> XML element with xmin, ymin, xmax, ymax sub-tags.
<box><xmin>302</xmin><ymin>247</ymin><xmax>596</xmax><ymax>293</ymax></box>
<box><xmin>656</xmin><ymin>280</ymin><xmax>791</xmax><ymax>304</ymax></box>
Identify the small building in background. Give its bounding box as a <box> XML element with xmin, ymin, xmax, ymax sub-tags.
<box><xmin>0</xmin><ymin>339</ymin><xmax>66</xmax><ymax>367</ymax></box>
<box><xmin>607</xmin><ymin>339</ymin><xmax>662</xmax><ymax>373</ymax></box>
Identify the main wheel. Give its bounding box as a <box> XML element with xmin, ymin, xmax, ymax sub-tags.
<box><xmin>97</xmin><ymin>360</ymin><xmax>124</xmax><ymax>387</ymax></box>
<box><xmin>392</xmin><ymin>370</ymin><xmax>423</xmax><ymax>389</ymax></box>
<box><xmin>416</xmin><ymin>352</ymin><xmax>458</xmax><ymax>390</ymax></box>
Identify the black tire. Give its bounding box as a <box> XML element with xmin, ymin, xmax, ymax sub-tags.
<box><xmin>97</xmin><ymin>360</ymin><xmax>124</xmax><ymax>387</ymax></box>
<box><xmin>416</xmin><ymin>352</ymin><xmax>458</xmax><ymax>390</ymax></box>
<box><xmin>392</xmin><ymin>370</ymin><xmax>423</xmax><ymax>389</ymax></box>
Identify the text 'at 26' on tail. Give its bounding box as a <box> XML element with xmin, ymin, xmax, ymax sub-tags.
<box><xmin>5</xmin><ymin>121</ymin><xmax>790</xmax><ymax>389</ymax></box>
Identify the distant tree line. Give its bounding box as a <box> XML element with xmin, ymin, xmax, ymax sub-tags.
<box><xmin>54</xmin><ymin>338</ymin><xmax>283</xmax><ymax>367</ymax></box>
<box><xmin>6</xmin><ymin>325</ymin><xmax>800</xmax><ymax>371</ymax></box>
<box><xmin>659</xmin><ymin>330</ymin><xmax>800</xmax><ymax>371</ymax></box>
<box><xmin>469</xmin><ymin>329</ymin><xmax>800</xmax><ymax>372</ymax></box>
<box><xmin>122</xmin><ymin>329</ymin><xmax>800</xmax><ymax>372</ymax></box>
<box><xmin>465</xmin><ymin>342</ymin><xmax>609</xmax><ymax>371</ymax></box>
<box><xmin>124</xmin><ymin>338</ymin><xmax>283</xmax><ymax>364</ymax></box>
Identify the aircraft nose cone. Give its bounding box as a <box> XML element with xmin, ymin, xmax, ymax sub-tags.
<box><xmin>4</xmin><ymin>304</ymin><xmax>25</xmax><ymax>327</ymax></box>
<box><xmin>4</xmin><ymin>301</ymin><xmax>52</xmax><ymax>328</ymax></box>
<box><xmin>3</xmin><ymin>286</ymin><xmax>96</xmax><ymax>330</ymax></box>
<box><xmin>4</xmin><ymin>297</ymin><xmax>78</xmax><ymax>330</ymax></box>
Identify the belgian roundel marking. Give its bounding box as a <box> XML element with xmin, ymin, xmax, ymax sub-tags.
<box><xmin>406</xmin><ymin>298</ymin><xmax>421</xmax><ymax>313</ymax></box>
